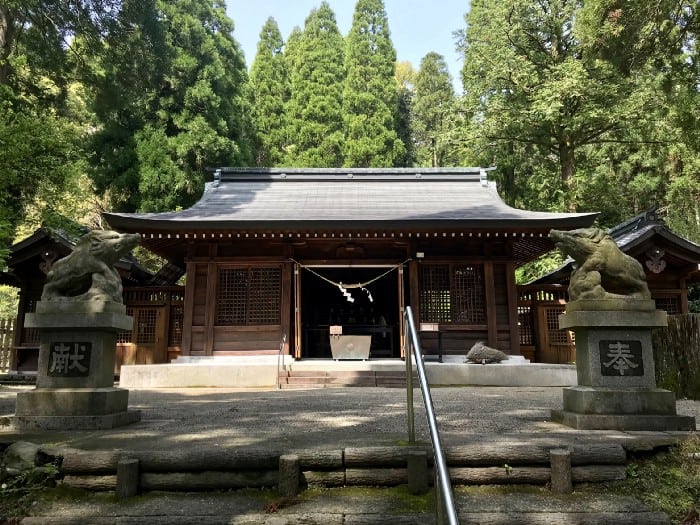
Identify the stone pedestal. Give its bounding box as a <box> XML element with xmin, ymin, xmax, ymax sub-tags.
<box><xmin>551</xmin><ymin>300</ymin><xmax>695</xmax><ymax>431</ymax></box>
<box><xmin>13</xmin><ymin>301</ymin><xmax>141</xmax><ymax>430</ymax></box>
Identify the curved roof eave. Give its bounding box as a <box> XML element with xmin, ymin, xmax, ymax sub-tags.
<box><xmin>103</xmin><ymin>214</ymin><xmax>599</xmax><ymax>233</ymax></box>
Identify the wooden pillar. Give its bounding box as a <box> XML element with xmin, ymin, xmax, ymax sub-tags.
<box><xmin>181</xmin><ymin>262</ymin><xmax>196</xmax><ymax>356</ymax></box>
<box><xmin>398</xmin><ymin>264</ymin><xmax>405</xmax><ymax>358</ymax></box>
<box><xmin>116</xmin><ymin>458</ymin><xmax>139</xmax><ymax>498</ymax></box>
<box><xmin>550</xmin><ymin>449</ymin><xmax>573</xmax><ymax>494</ymax></box>
<box><xmin>203</xmin><ymin>262</ymin><xmax>217</xmax><ymax>355</ymax></box>
<box><xmin>505</xmin><ymin>262</ymin><xmax>520</xmax><ymax>355</ymax></box>
<box><xmin>294</xmin><ymin>262</ymin><xmax>302</xmax><ymax>359</ymax></box>
<box><xmin>278</xmin><ymin>454</ymin><xmax>300</xmax><ymax>497</ymax></box>
<box><xmin>407</xmin><ymin>450</ymin><xmax>428</xmax><ymax>495</ymax></box>
<box><xmin>10</xmin><ymin>290</ymin><xmax>28</xmax><ymax>372</ymax></box>
<box><xmin>680</xmin><ymin>278</ymin><xmax>689</xmax><ymax>314</ymax></box>
<box><xmin>281</xmin><ymin>262</ymin><xmax>292</xmax><ymax>355</ymax></box>
<box><xmin>484</xmin><ymin>262</ymin><xmax>498</xmax><ymax>348</ymax></box>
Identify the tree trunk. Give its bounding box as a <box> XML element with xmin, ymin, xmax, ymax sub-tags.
<box><xmin>559</xmin><ymin>136</ymin><xmax>576</xmax><ymax>212</ymax></box>
<box><xmin>0</xmin><ymin>6</ymin><xmax>18</xmax><ymax>86</ymax></box>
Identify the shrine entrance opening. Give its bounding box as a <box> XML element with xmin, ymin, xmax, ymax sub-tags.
<box><xmin>298</xmin><ymin>265</ymin><xmax>404</xmax><ymax>359</ymax></box>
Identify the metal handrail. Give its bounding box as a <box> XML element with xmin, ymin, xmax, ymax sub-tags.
<box><xmin>404</xmin><ymin>306</ymin><xmax>459</xmax><ymax>525</ymax></box>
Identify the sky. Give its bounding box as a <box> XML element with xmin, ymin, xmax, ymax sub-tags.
<box><xmin>226</xmin><ymin>0</ymin><xmax>470</xmax><ymax>92</ymax></box>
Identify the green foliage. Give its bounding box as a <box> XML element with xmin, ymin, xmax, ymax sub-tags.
<box><xmin>90</xmin><ymin>0</ymin><xmax>252</xmax><ymax>213</ymax></box>
<box><xmin>283</xmin><ymin>2</ymin><xmax>346</xmax><ymax>167</ymax></box>
<box><xmin>586</xmin><ymin>437</ymin><xmax>700</xmax><ymax>523</ymax></box>
<box><xmin>459</xmin><ymin>0</ymin><xmax>696</xmax><ymax>215</ymax></box>
<box><xmin>0</xmin><ymin>94</ymin><xmax>83</xmax><ymax>266</ymax></box>
<box><xmin>342</xmin><ymin>0</ymin><xmax>405</xmax><ymax>167</ymax></box>
<box><xmin>0</xmin><ymin>460</ymin><xmax>60</xmax><ymax>521</ymax></box>
<box><xmin>394</xmin><ymin>61</ymin><xmax>416</xmax><ymax>167</ymax></box>
<box><xmin>249</xmin><ymin>17</ymin><xmax>289</xmax><ymax>167</ymax></box>
<box><xmin>515</xmin><ymin>252</ymin><xmax>566</xmax><ymax>285</ymax></box>
<box><xmin>412</xmin><ymin>52</ymin><xmax>457</xmax><ymax>167</ymax></box>
<box><xmin>0</xmin><ymin>286</ymin><xmax>19</xmax><ymax>319</ymax></box>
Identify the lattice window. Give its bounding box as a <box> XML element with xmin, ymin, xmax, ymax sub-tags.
<box><xmin>518</xmin><ymin>306</ymin><xmax>534</xmax><ymax>346</ymax></box>
<box><xmin>117</xmin><ymin>307</ymin><xmax>134</xmax><ymax>343</ymax></box>
<box><xmin>217</xmin><ymin>267</ymin><xmax>281</xmax><ymax>326</ymax></box>
<box><xmin>420</xmin><ymin>264</ymin><xmax>486</xmax><ymax>324</ymax></box>
<box><xmin>655</xmin><ymin>296</ymin><xmax>681</xmax><ymax>315</ymax></box>
<box><xmin>420</xmin><ymin>265</ymin><xmax>451</xmax><ymax>323</ymax></box>
<box><xmin>453</xmin><ymin>265</ymin><xmax>485</xmax><ymax>323</ymax></box>
<box><xmin>168</xmin><ymin>305</ymin><xmax>184</xmax><ymax>346</ymax></box>
<box><xmin>135</xmin><ymin>309</ymin><xmax>157</xmax><ymax>345</ymax></box>
<box><xmin>545</xmin><ymin>305</ymin><xmax>569</xmax><ymax>345</ymax></box>
<box><xmin>218</xmin><ymin>269</ymin><xmax>248</xmax><ymax>325</ymax></box>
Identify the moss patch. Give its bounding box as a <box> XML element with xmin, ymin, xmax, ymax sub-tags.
<box><xmin>577</xmin><ymin>436</ymin><xmax>700</xmax><ymax>524</ymax></box>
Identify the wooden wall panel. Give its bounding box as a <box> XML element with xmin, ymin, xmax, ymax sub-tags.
<box><xmin>189</xmin><ymin>328</ymin><xmax>206</xmax><ymax>356</ymax></box>
<box><xmin>192</xmin><ymin>265</ymin><xmax>208</xmax><ymax>327</ymax></box>
<box><xmin>212</xmin><ymin>327</ymin><xmax>281</xmax><ymax>353</ymax></box>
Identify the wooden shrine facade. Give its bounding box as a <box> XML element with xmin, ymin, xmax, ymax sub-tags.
<box><xmin>105</xmin><ymin>167</ymin><xmax>598</xmax><ymax>361</ymax></box>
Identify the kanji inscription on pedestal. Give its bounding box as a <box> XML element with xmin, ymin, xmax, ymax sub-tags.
<box><xmin>47</xmin><ymin>342</ymin><xmax>92</xmax><ymax>377</ymax></box>
<box><xmin>599</xmin><ymin>340</ymin><xmax>644</xmax><ymax>377</ymax></box>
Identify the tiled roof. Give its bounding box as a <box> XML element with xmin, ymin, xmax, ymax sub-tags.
<box><xmin>529</xmin><ymin>209</ymin><xmax>700</xmax><ymax>284</ymax></box>
<box><xmin>104</xmin><ymin>167</ymin><xmax>597</xmax><ymax>231</ymax></box>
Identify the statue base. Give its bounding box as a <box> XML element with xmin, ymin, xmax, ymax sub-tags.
<box><xmin>551</xmin><ymin>303</ymin><xmax>695</xmax><ymax>431</ymax></box>
<box><xmin>14</xmin><ymin>301</ymin><xmax>141</xmax><ymax>430</ymax></box>
<box><xmin>551</xmin><ymin>386</ymin><xmax>695</xmax><ymax>431</ymax></box>
<box><xmin>13</xmin><ymin>387</ymin><xmax>141</xmax><ymax>431</ymax></box>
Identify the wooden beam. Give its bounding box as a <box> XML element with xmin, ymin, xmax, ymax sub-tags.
<box><xmin>506</xmin><ymin>262</ymin><xmax>520</xmax><ymax>355</ymax></box>
<box><xmin>484</xmin><ymin>262</ymin><xmax>498</xmax><ymax>348</ymax></box>
<box><xmin>181</xmin><ymin>262</ymin><xmax>196</xmax><ymax>355</ymax></box>
<box><xmin>203</xmin><ymin>262</ymin><xmax>217</xmax><ymax>355</ymax></box>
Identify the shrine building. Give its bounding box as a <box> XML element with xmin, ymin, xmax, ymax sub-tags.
<box><xmin>103</xmin><ymin>167</ymin><xmax>597</xmax><ymax>363</ymax></box>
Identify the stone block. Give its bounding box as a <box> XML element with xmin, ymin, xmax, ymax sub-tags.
<box><xmin>563</xmin><ymin>299</ymin><xmax>657</xmax><ymax>313</ymax></box>
<box><xmin>551</xmin><ymin>410</ymin><xmax>696</xmax><ymax>431</ymax></box>
<box><xmin>567</xmin><ymin>327</ymin><xmax>657</xmax><ymax>388</ymax></box>
<box><xmin>559</xmin><ymin>308</ymin><xmax>667</xmax><ymax>329</ymax></box>
<box><xmin>15</xmin><ymin>387</ymin><xmax>130</xmax><ymax>417</ymax></box>
<box><xmin>12</xmin><ymin>410</ymin><xmax>141</xmax><ymax>431</ymax></box>
<box><xmin>35</xmin><ymin>331</ymin><xmax>119</xmax><ymax>389</ymax></box>
<box><xmin>562</xmin><ymin>386</ymin><xmax>677</xmax><ymax>415</ymax></box>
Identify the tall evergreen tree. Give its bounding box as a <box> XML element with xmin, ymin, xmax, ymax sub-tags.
<box><xmin>90</xmin><ymin>0</ymin><xmax>253</xmax><ymax>212</ymax></box>
<box><xmin>413</xmin><ymin>52</ymin><xmax>456</xmax><ymax>167</ymax></box>
<box><xmin>342</xmin><ymin>0</ymin><xmax>404</xmax><ymax>167</ymax></box>
<box><xmin>249</xmin><ymin>17</ymin><xmax>289</xmax><ymax>167</ymax></box>
<box><xmin>283</xmin><ymin>3</ymin><xmax>345</xmax><ymax>167</ymax></box>
<box><xmin>394</xmin><ymin>61</ymin><xmax>416</xmax><ymax>167</ymax></box>
<box><xmin>460</xmin><ymin>0</ymin><xmax>691</xmax><ymax>214</ymax></box>
<box><xmin>0</xmin><ymin>0</ymin><xmax>126</xmax><ymax>262</ymax></box>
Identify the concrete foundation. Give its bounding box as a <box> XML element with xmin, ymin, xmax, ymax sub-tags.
<box><xmin>118</xmin><ymin>355</ymin><xmax>578</xmax><ymax>388</ymax></box>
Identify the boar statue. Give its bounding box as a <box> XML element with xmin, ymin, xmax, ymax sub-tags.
<box><xmin>41</xmin><ymin>230</ymin><xmax>141</xmax><ymax>304</ymax></box>
<box><xmin>549</xmin><ymin>227</ymin><xmax>651</xmax><ymax>302</ymax></box>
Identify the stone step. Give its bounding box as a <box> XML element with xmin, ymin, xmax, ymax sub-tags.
<box><xmin>455</xmin><ymin>491</ymin><xmax>670</xmax><ymax>525</ymax></box>
<box><xmin>17</xmin><ymin>489</ymin><xmax>670</xmax><ymax>525</ymax></box>
<box><xmin>279</xmin><ymin>370</ymin><xmax>416</xmax><ymax>388</ymax></box>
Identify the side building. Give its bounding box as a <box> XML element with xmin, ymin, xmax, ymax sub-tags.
<box><xmin>520</xmin><ymin>209</ymin><xmax>700</xmax><ymax>363</ymax></box>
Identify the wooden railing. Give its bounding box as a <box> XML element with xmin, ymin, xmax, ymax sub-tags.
<box><xmin>0</xmin><ymin>318</ymin><xmax>15</xmax><ymax>373</ymax></box>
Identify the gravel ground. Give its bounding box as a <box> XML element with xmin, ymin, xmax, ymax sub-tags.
<box><xmin>1</xmin><ymin>385</ymin><xmax>698</xmax><ymax>451</ymax></box>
